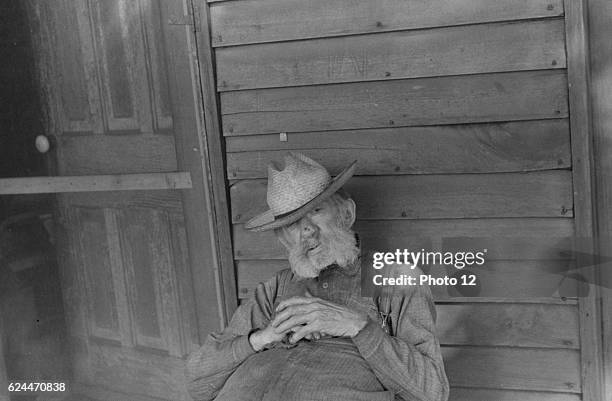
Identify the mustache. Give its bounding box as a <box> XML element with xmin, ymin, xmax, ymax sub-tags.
<box><xmin>301</xmin><ymin>237</ymin><xmax>319</xmax><ymax>250</ymax></box>
<box><xmin>286</xmin><ymin>224</ymin><xmax>359</xmax><ymax>279</ymax></box>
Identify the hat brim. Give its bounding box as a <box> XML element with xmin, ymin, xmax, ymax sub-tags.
<box><xmin>244</xmin><ymin>160</ymin><xmax>357</xmax><ymax>232</ymax></box>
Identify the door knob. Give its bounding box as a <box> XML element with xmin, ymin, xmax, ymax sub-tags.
<box><xmin>35</xmin><ymin>135</ymin><xmax>50</xmax><ymax>153</ymax></box>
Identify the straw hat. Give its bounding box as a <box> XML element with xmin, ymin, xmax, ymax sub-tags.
<box><xmin>244</xmin><ymin>153</ymin><xmax>357</xmax><ymax>232</ymax></box>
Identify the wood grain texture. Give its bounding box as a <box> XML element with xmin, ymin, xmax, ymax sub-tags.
<box><xmin>235</xmin><ymin>261</ymin><xmax>579</xmax><ymax>347</ymax></box>
<box><xmin>49</xmin><ymin>0</ymin><xmax>95</xmax><ymax>130</ymax></box>
<box><xmin>142</xmin><ymin>0</ymin><xmax>173</xmax><ymax>131</ymax></box>
<box><xmin>221</xmin><ymin>70</ymin><xmax>568</xmax><ymax>135</ymax></box>
<box><xmin>104</xmin><ymin>209</ymin><xmax>133</xmax><ymax>347</ymax></box>
<box><xmin>216</xmin><ymin>19</ymin><xmax>565</xmax><ymax>90</ymax></box>
<box><xmin>443</xmin><ymin>346</ymin><xmax>580</xmax><ymax>392</ymax></box>
<box><xmin>226</xmin><ymin>120</ymin><xmax>571</xmax><ymax>178</ymax></box>
<box><xmin>429</xmin><ymin>261</ymin><xmax>578</xmax><ymax>301</ymax></box>
<box><xmin>120</xmin><ymin>209</ymin><xmax>185</xmax><ymax>355</ymax></box>
<box><xmin>209</xmin><ymin>0</ymin><xmax>563</xmax><ymax>46</ymax></box>
<box><xmin>564</xmin><ymin>1</ymin><xmax>604</xmax><ymax>400</ymax></box>
<box><xmin>62</xmin><ymin>191</ymin><xmax>183</xmax><ymax>211</ymax></box>
<box><xmin>192</xmin><ymin>0</ymin><xmax>240</xmax><ymax>326</ymax></box>
<box><xmin>449</xmin><ymin>388</ymin><xmax>580</xmax><ymax>401</ymax></box>
<box><xmin>74</xmin><ymin>207</ymin><xmax>120</xmax><ymax>341</ymax></box>
<box><xmin>0</xmin><ymin>173</ymin><xmax>192</xmax><ymax>194</ymax></box>
<box><xmin>119</xmin><ymin>209</ymin><xmax>165</xmax><ymax>351</ymax></box>
<box><xmin>163</xmin><ymin>0</ymin><xmax>230</xmax><ymax>335</ymax></box>
<box><xmin>57</xmin><ymin>205</ymin><xmax>89</xmax><ymax>339</ymax></box>
<box><xmin>233</xmin><ymin>218</ymin><xmax>574</xmax><ymax>260</ymax></box>
<box><xmin>231</xmin><ymin>171</ymin><xmax>573</xmax><ymax>222</ymax></box>
<box><xmin>90</xmin><ymin>0</ymin><xmax>153</xmax><ymax>132</ymax></box>
<box><xmin>236</xmin><ymin>260</ymin><xmax>579</xmax><ymax>302</ymax></box>
<box><xmin>587</xmin><ymin>0</ymin><xmax>612</xmax><ymax>398</ymax></box>
<box><xmin>59</xmin><ymin>134</ymin><xmax>177</xmax><ymax>175</ymax></box>
<box><xmin>169</xmin><ymin>217</ymin><xmax>200</xmax><ymax>354</ymax></box>
<box><xmin>436</xmin><ymin>303</ymin><xmax>578</xmax><ymax>348</ymax></box>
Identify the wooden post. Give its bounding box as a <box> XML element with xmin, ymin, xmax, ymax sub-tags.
<box><xmin>564</xmin><ymin>0</ymin><xmax>604</xmax><ymax>400</ymax></box>
<box><xmin>587</xmin><ymin>0</ymin><xmax>612</xmax><ymax>399</ymax></box>
<box><xmin>188</xmin><ymin>0</ymin><xmax>238</xmax><ymax>327</ymax></box>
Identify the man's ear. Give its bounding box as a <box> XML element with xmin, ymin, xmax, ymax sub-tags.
<box><xmin>344</xmin><ymin>198</ymin><xmax>356</xmax><ymax>228</ymax></box>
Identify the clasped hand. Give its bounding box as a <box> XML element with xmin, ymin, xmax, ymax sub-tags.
<box><xmin>271</xmin><ymin>292</ymin><xmax>368</xmax><ymax>344</ymax></box>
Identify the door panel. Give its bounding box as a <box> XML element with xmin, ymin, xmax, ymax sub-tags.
<box><xmin>30</xmin><ymin>0</ymin><xmax>223</xmax><ymax>399</ymax></box>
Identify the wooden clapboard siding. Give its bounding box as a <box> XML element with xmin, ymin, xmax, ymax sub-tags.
<box><xmin>226</xmin><ymin>119</ymin><xmax>570</xmax><ymax>153</ymax></box>
<box><xmin>209</xmin><ymin>0</ymin><xmax>563</xmax><ymax>46</ymax></box>
<box><xmin>221</xmin><ymin>70</ymin><xmax>568</xmax><ymax>135</ymax></box>
<box><xmin>216</xmin><ymin>19</ymin><xmax>565</xmax><ymax>91</ymax></box>
<box><xmin>236</xmin><ymin>260</ymin><xmax>579</xmax><ymax>302</ymax></box>
<box><xmin>563</xmin><ymin>0</ymin><xmax>604</xmax><ymax>400</ymax></box>
<box><xmin>443</xmin><ymin>347</ymin><xmax>580</xmax><ymax>392</ymax></box>
<box><xmin>231</xmin><ymin>171</ymin><xmax>573</xmax><ymax>222</ymax></box>
<box><xmin>436</xmin><ymin>303</ymin><xmax>579</xmax><ymax>348</ymax></box>
<box><xmin>226</xmin><ymin>120</ymin><xmax>571</xmax><ymax>178</ymax></box>
<box><xmin>449</xmin><ymin>388</ymin><xmax>580</xmax><ymax>401</ymax></box>
<box><xmin>236</xmin><ymin>262</ymin><xmax>579</xmax><ymax>347</ymax></box>
<box><xmin>588</xmin><ymin>0</ymin><xmax>612</xmax><ymax>398</ymax></box>
<box><xmin>233</xmin><ymin>218</ymin><xmax>574</xmax><ymax>260</ymax></box>
<box><xmin>210</xmin><ymin>0</ymin><xmax>585</xmax><ymax>398</ymax></box>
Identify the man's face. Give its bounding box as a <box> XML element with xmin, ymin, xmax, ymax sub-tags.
<box><xmin>277</xmin><ymin>197</ymin><xmax>358</xmax><ymax>278</ymax></box>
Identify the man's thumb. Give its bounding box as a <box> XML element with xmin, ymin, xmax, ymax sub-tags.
<box><xmin>304</xmin><ymin>290</ymin><xmax>313</xmax><ymax>298</ymax></box>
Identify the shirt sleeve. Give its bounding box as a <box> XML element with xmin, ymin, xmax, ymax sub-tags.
<box><xmin>184</xmin><ymin>271</ymin><xmax>283</xmax><ymax>401</ymax></box>
<box><xmin>352</xmin><ymin>282</ymin><xmax>450</xmax><ymax>401</ymax></box>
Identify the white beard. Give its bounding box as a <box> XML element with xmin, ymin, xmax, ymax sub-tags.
<box><xmin>287</xmin><ymin>224</ymin><xmax>359</xmax><ymax>279</ymax></box>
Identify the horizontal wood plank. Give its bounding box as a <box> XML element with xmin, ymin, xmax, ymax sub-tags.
<box><xmin>233</xmin><ymin>218</ymin><xmax>575</xmax><ymax>260</ymax></box>
<box><xmin>236</xmin><ymin>260</ymin><xmax>580</xmax><ymax>302</ymax></box>
<box><xmin>236</xmin><ymin>262</ymin><xmax>579</xmax><ymax>347</ymax></box>
<box><xmin>449</xmin><ymin>388</ymin><xmax>580</xmax><ymax>401</ymax></box>
<box><xmin>0</xmin><ymin>173</ymin><xmax>192</xmax><ymax>194</ymax></box>
<box><xmin>59</xmin><ymin>191</ymin><xmax>183</xmax><ymax>212</ymax></box>
<box><xmin>231</xmin><ymin>171</ymin><xmax>573</xmax><ymax>222</ymax></box>
<box><xmin>443</xmin><ymin>346</ymin><xmax>580</xmax><ymax>392</ymax></box>
<box><xmin>221</xmin><ymin>70</ymin><xmax>568</xmax><ymax>135</ymax></box>
<box><xmin>226</xmin><ymin>120</ymin><xmax>571</xmax><ymax>177</ymax></box>
<box><xmin>59</xmin><ymin>134</ymin><xmax>177</xmax><ymax>175</ymax></box>
<box><xmin>437</xmin><ymin>303</ymin><xmax>579</xmax><ymax>348</ymax></box>
<box><xmin>216</xmin><ymin>19</ymin><xmax>565</xmax><ymax>90</ymax></box>
<box><xmin>210</xmin><ymin>0</ymin><xmax>563</xmax><ymax>46</ymax></box>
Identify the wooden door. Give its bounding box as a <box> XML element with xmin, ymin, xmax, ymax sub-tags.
<box><xmin>24</xmin><ymin>1</ymin><xmax>233</xmax><ymax>399</ymax></box>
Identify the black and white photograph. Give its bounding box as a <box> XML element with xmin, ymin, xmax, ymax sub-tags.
<box><xmin>1</xmin><ymin>0</ymin><xmax>612</xmax><ymax>400</ymax></box>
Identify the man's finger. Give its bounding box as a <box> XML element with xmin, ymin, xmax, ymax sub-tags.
<box><xmin>273</xmin><ymin>311</ymin><xmax>317</xmax><ymax>334</ymax></box>
<box><xmin>290</xmin><ymin>324</ymin><xmax>318</xmax><ymax>344</ymax></box>
<box><xmin>276</xmin><ymin>296</ymin><xmax>318</xmax><ymax>312</ymax></box>
<box><xmin>272</xmin><ymin>304</ymin><xmax>315</xmax><ymax>328</ymax></box>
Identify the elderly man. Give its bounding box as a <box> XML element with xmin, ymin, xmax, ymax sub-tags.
<box><xmin>186</xmin><ymin>153</ymin><xmax>449</xmax><ymax>401</ymax></box>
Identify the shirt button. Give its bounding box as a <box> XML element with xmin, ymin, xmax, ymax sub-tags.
<box><xmin>322</xmin><ymin>282</ymin><xmax>328</xmax><ymax>289</ymax></box>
